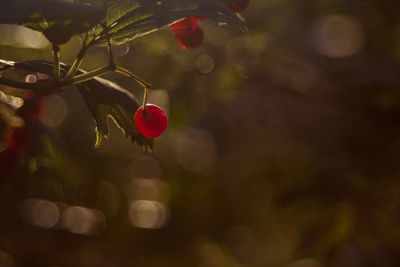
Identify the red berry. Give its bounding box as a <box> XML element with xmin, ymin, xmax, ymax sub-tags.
<box><xmin>134</xmin><ymin>104</ymin><xmax>168</xmax><ymax>138</ymax></box>
<box><xmin>19</xmin><ymin>94</ymin><xmax>46</xmax><ymax>122</ymax></box>
<box><xmin>174</xmin><ymin>26</ymin><xmax>204</xmax><ymax>50</ymax></box>
<box><xmin>5</xmin><ymin>127</ymin><xmax>31</xmax><ymax>152</ymax></box>
<box><xmin>171</xmin><ymin>16</ymin><xmax>204</xmax><ymax>49</ymax></box>
<box><xmin>195</xmin><ymin>17</ymin><xmax>207</xmax><ymax>22</ymax></box>
<box><xmin>0</xmin><ymin>149</ymin><xmax>18</xmax><ymax>181</ymax></box>
<box><xmin>43</xmin><ymin>31</ymin><xmax>71</xmax><ymax>45</ymax></box>
<box><xmin>224</xmin><ymin>0</ymin><xmax>249</xmax><ymax>12</ymax></box>
<box><xmin>171</xmin><ymin>16</ymin><xmax>199</xmax><ymax>37</ymax></box>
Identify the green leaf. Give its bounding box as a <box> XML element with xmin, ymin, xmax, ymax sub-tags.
<box><xmin>0</xmin><ymin>0</ymin><xmax>106</xmax><ymax>43</ymax></box>
<box><xmin>75</xmin><ymin>73</ymin><xmax>153</xmax><ymax>149</ymax></box>
<box><xmin>11</xmin><ymin>60</ymin><xmax>152</xmax><ymax>149</ymax></box>
<box><xmin>76</xmin><ymin>0</ymin><xmax>245</xmax><ymax>46</ymax></box>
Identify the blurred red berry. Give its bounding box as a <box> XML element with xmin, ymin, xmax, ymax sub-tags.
<box><xmin>174</xmin><ymin>26</ymin><xmax>204</xmax><ymax>50</ymax></box>
<box><xmin>224</xmin><ymin>0</ymin><xmax>249</xmax><ymax>12</ymax></box>
<box><xmin>0</xmin><ymin>149</ymin><xmax>18</xmax><ymax>181</ymax></box>
<box><xmin>171</xmin><ymin>16</ymin><xmax>204</xmax><ymax>49</ymax></box>
<box><xmin>171</xmin><ymin>16</ymin><xmax>199</xmax><ymax>36</ymax></box>
<box><xmin>134</xmin><ymin>104</ymin><xmax>168</xmax><ymax>138</ymax></box>
<box><xmin>43</xmin><ymin>31</ymin><xmax>71</xmax><ymax>45</ymax></box>
<box><xmin>195</xmin><ymin>17</ymin><xmax>207</xmax><ymax>22</ymax></box>
<box><xmin>19</xmin><ymin>94</ymin><xmax>46</xmax><ymax>122</ymax></box>
<box><xmin>5</xmin><ymin>127</ymin><xmax>31</xmax><ymax>152</ymax></box>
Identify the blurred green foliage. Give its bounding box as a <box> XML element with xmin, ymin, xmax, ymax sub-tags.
<box><xmin>2</xmin><ymin>0</ymin><xmax>400</xmax><ymax>266</ymax></box>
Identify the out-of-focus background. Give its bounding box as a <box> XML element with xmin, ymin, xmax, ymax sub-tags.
<box><xmin>2</xmin><ymin>0</ymin><xmax>400</xmax><ymax>266</ymax></box>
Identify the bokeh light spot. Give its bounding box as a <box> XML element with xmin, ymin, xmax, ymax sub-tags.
<box><xmin>129</xmin><ymin>200</ymin><xmax>169</xmax><ymax>229</ymax></box>
<box><xmin>21</xmin><ymin>198</ymin><xmax>60</xmax><ymax>228</ymax></box>
<box><xmin>43</xmin><ymin>95</ymin><xmax>68</xmax><ymax>127</ymax></box>
<box><xmin>127</xmin><ymin>178</ymin><xmax>169</xmax><ymax>202</ymax></box>
<box><xmin>311</xmin><ymin>15</ymin><xmax>363</xmax><ymax>58</ymax></box>
<box><xmin>61</xmin><ymin>206</ymin><xmax>106</xmax><ymax>236</ymax></box>
<box><xmin>195</xmin><ymin>54</ymin><xmax>215</xmax><ymax>74</ymax></box>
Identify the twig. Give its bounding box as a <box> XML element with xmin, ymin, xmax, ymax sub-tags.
<box><xmin>116</xmin><ymin>66</ymin><xmax>151</xmax><ymax>109</ymax></box>
<box><xmin>65</xmin><ymin>32</ymin><xmax>90</xmax><ymax>80</ymax></box>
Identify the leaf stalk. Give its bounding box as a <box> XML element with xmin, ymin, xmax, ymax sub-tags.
<box><xmin>52</xmin><ymin>44</ymin><xmax>61</xmax><ymax>81</ymax></box>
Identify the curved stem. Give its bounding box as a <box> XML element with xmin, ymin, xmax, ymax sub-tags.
<box><xmin>115</xmin><ymin>66</ymin><xmax>151</xmax><ymax>88</ymax></box>
<box><xmin>115</xmin><ymin>66</ymin><xmax>151</xmax><ymax>109</ymax></box>
<box><xmin>142</xmin><ymin>83</ymin><xmax>148</xmax><ymax>110</ymax></box>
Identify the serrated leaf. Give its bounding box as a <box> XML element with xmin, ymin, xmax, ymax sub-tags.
<box><xmin>77</xmin><ymin>0</ymin><xmax>244</xmax><ymax>46</ymax></box>
<box><xmin>0</xmin><ymin>0</ymin><xmax>106</xmax><ymax>43</ymax></box>
<box><xmin>75</xmin><ymin>73</ymin><xmax>153</xmax><ymax>149</ymax></box>
<box><xmin>11</xmin><ymin>60</ymin><xmax>152</xmax><ymax>149</ymax></box>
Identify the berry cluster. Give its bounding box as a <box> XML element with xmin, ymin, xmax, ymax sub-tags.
<box><xmin>136</xmin><ymin>1</ymin><xmax>250</xmax><ymax>138</ymax></box>
<box><xmin>0</xmin><ymin>86</ymin><xmax>47</xmax><ymax>181</ymax></box>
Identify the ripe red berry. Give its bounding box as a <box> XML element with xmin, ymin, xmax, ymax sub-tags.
<box><xmin>5</xmin><ymin>127</ymin><xmax>31</xmax><ymax>152</ymax></box>
<box><xmin>171</xmin><ymin>16</ymin><xmax>204</xmax><ymax>50</ymax></box>
<box><xmin>224</xmin><ymin>0</ymin><xmax>249</xmax><ymax>12</ymax></box>
<box><xmin>0</xmin><ymin>149</ymin><xmax>18</xmax><ymax>181</ymax></box>
<box><xmin>19</xmin><ymin>94</ymin><xmax>46</xmax><ymax>122</ymax></box>
<box><xmin>134</xmin><ymin>104</ymin><xmax>168</xmax><ymax>138</ymax></box>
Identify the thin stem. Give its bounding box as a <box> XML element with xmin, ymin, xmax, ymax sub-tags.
<box><xmin>65</xmin><ymin>46</ymin><xmax>88</xmax><ymax>80</ymax></box>
<box><xmin>70</xmin><ymin>65</ymin><xmax>113</xmax><ymax>84</ymax></box>
<box><xmin>104</xmin><ymin>23</ymin><xmax>115</xmax><ymax>68</ymax></box>
<box><xmin>65</xmin><ymin>32</ymin><xmax>90</xmax><ymax>80</ymax></box>
<box><xmin>86</xmin><ymin>22</ymin><xmax>112</xmax><ymax>48</ymax></box>
<box><xmin>142</xmin><ymin>82</ymin><xmax>148</xmax><ymax>110</ymax></box>
<box><xmin>52</xmin><ymin>44</ymin><xmax>60</xmax><ymax>80</ymax></box>
<box><xmin>115</xmin><ymin>66</ymin><xmax>151</xmax><ymax>109</ymax></box>
<box><xmin>116</xmin><ymin>66</ymin><xmax>151</xmax><ymax>88</ymax></box>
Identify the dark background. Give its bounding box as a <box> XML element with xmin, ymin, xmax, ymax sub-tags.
<box><xmin>2</xmin><ymin>0</ymin><xmax>400</xmax><ymax>266</ymax></box>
